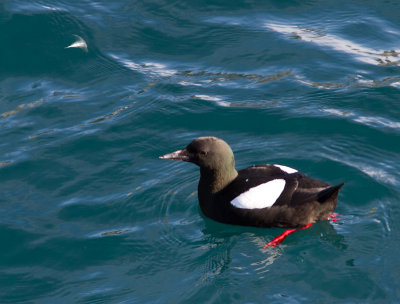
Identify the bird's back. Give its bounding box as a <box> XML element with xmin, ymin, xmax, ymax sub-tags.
<box><xmin>199</xmin><ymin>164</ymin><xmax>342</xmax><ymax>228</ymax></box>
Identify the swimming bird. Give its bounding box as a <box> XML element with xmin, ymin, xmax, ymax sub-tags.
<box><xmin>160</xmin><ymin>136</ymin><xmax>344</xmax><ymax>247</ymax></box>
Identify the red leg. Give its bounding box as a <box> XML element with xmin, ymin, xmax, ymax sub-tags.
<box><xmin>264</xmin><ymin>223</ymin><xmax>313</xmax><ymax>248</ymax></box>
<box><xmin>328</xmin><ymin>213</ymin><xmax>340</xmax><ymax>222</ymax></box>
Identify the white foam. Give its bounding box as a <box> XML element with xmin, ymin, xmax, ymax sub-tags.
<box><xmin>230</xmin><ymin>179</ymin><xmax>286</xmax><ymax>209</ymax></box>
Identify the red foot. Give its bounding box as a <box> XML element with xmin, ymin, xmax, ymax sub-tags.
<box><xmin>264</xmin><ymin>223</ymin><xmax>313</xmax><ymax>248</ymax></box>
<box><xmin>328</xmin><ymin>213</ymin><xmax>340</xmax><ymax>222</ymax></box>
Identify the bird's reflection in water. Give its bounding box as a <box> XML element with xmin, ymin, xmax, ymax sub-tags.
<box><xmin>197</xmin><ymin>217</ymin><xmax>347</xmax><ymax>281</ymax></box>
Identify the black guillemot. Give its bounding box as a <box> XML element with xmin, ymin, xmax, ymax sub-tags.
<box><xmin>160</xmin><ymin>136</ymin><xmax>344</xmax><ymax>247</ymax></box>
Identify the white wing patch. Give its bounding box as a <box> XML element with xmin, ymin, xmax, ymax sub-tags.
<box><xmin>230</xmin><ymin>179</ymin><xmax>286</xmax><ymax>209</ymax></box>
<box><xmin>274</xmin><ymin>164</ymin><xmax>298</xmax><ymax>174</ymax></box>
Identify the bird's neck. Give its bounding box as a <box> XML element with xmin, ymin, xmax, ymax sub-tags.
<box><xmin>199</xmin><ymin>166</ymin><xmax>238</xmax><ymax>194</ymax></box>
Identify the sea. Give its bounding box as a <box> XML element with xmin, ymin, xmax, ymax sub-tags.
<box><xmin>1</xmin><ymin>1</ymin><xmax>399</xmax><ymax>303</ymax></box>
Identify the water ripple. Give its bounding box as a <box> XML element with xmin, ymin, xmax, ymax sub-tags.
<box><xmin>1</xmin><ymin>1</ymin><xmax>400</xmax><ymax>303</ymax></box>
<box><xmin>321</xmin><ymin>108</ymin><xmax>400</xmax><ymax>132</ymax></box>
<box><xmin>265</xmin><ymin>22</ymin><xmax>400</xmax><ymax>66</ymax></box>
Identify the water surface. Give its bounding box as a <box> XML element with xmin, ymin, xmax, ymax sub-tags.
<box><xmin>1</xmin><ymin>1</ymin><xmax>400</xmax><ymax>303</ymax></box>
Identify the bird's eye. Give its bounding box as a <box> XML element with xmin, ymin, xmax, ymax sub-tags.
<box><xmin>199</xmin><ymin>151</ymin><xmax>207</xmax><ymax>156</ymax></box>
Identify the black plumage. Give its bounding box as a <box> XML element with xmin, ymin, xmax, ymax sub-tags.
<box><xmin>160</xmin><ymin>136</ymin><xmax>344</xmax><ymax>228</ymax></box>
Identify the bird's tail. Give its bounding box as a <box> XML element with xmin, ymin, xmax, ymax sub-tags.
<box><xmin>317</xmin><ymin>183</ymin><xmax>345</xmax><ymax>203</ymax></box>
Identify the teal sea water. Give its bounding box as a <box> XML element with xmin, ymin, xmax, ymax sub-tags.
<box><xmin>1</xmin><ymin>1</ymin><xmax>400</xmax><ymax>302</ymax></box>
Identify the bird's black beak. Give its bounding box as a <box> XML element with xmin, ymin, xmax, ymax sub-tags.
<box><xmin>159</xmin><ymin>148</ymin><xmax>190</xmax><ymax>162</ymax></box>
